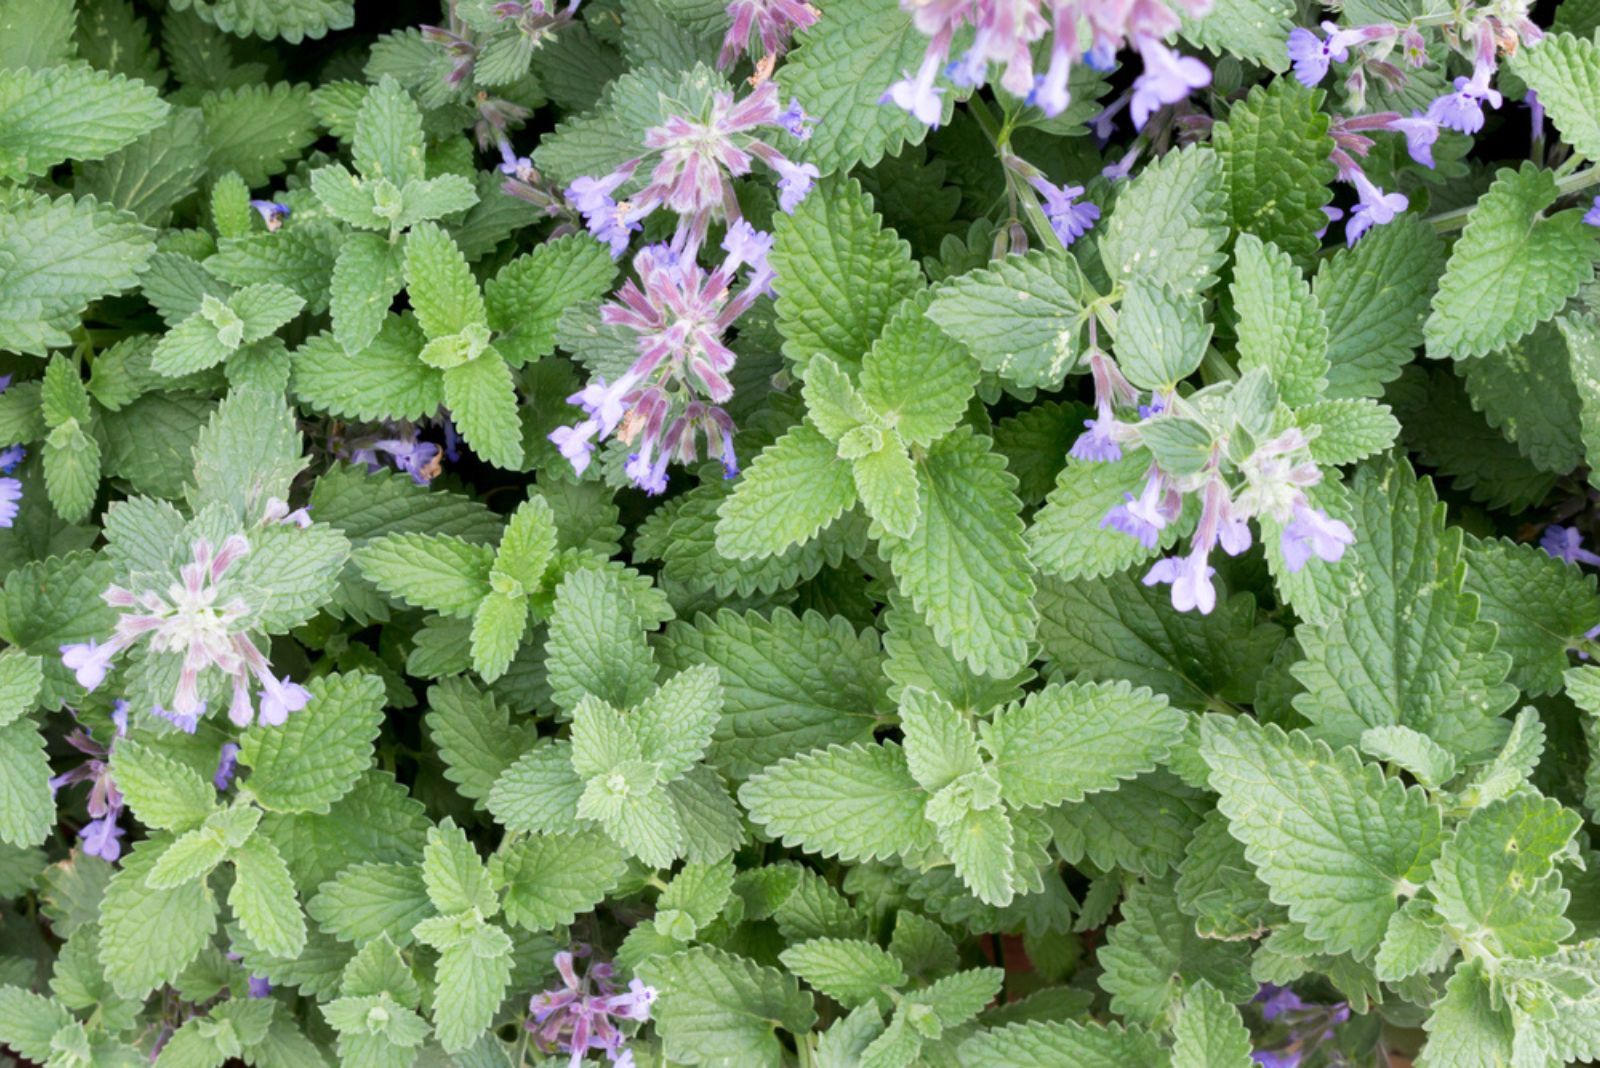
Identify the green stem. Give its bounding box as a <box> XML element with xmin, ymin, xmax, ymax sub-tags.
<box><xmin>1425</xmin><ymin>163</ymin><xmax>1600</xmax><ymax>232</ymax></box>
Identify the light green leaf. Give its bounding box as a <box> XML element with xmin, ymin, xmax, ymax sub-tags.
<box><xmin>420</xmin><ymin>819</ymin><xmax>497</xmax><ymax>918</ymax></box>
<box><xmin>1115</xmin><ymin>281</ymin><xmax>1211</xmax><ymax>392</ymax></box>
<box><xmin>878</xmin><ymin>427</ymin><xmax>1037</xmax><ymax>679</ymax></box>
<box><xmin>1465</xmin><ymin>536</ymin><xmax>1600</xmax><ymax>697</ymax></box>
<box><xmin>429</xmin><ymin>926</ymin><xmax>512</xmax><ymax>1054</ymax></box>
<box><xmin>1100</xmin><ymin>144</ymin><xmax>1229</xmax><ymax>298</ymax></box>
<box><xmin>426</xmin><ymin>676</ymin><xmax>538</xmax><ymax>809</ymax></box>
<box><xmin>199</xmin><ymin>82</ymin><xmax>320</xmax><ymax>187</ymax></box>
<box><xmin>1290</xmin><ymin>458</ymin><xmax>1517</xmax><ymax>758</ymax></box>
<box><xmin>1213</xmin><ymin>79</ymin><xmax>1335</xmax><ymax>261</ymax></box>
<box><xmin>631</xmin><ymin>664</ymin><xmax>721</xmax><ymax>782</ymax></box>
<box><xmin>485</xmin><ymin>235</ymin><xmax>617</xmax><ymax>366</ymax></box>
<box><xmin>443</xmin><ymin>352</ymin><xmax>523</xmax><ymax>470</ymax></box>
<box><xmin>1296</xmin><ymin>398</ymin><xmax>1400</xmax><ymax>466</ymax></box>
<box><xmin>186</xmin><ymin>386</ymin><xmax>306</xmax><ymax>519</ymax></box>
<box><xmin>938</xmin><ymin>801</ymin><xmax>1015</xmax><ymax>907</ymax></box>
<box><xmin>853</xmin><ymin>436</ymin><xmax>920</xmax><ymax>539</ymax></box>
<box><xmin>1172</xmin><ymin>981</ymin><xmax>1254</xmax><ymax>1068</ymax></box>
<box><xmin>546</xmin><ymin>565</ymin><xmax>657</xmax><ymax>712</ymax></box>
<box><xmin>306</xmin><ymin>861</ymin><xmax>431</xmax><ymax>947</ymax></box>
<box><xmin>860</xmin><ymin>290</ymin><xmax>978</xmax><ymax>447</ymax></box>
<box><xmin>1415</xmin><ymin>959</ymin><xmax>1514</xmax><ymax>1068</ymax></box>
<box><xmin>957</xmin><ymin>1019</ymin><xmax>1167</xmax><ymax>1067</ymax></box>
<box><xmin>239</xmin><ymin>672</ymin><xmax>385</xmax><ymax>815</ymax></box>
<box><xmin>739</xmin><ymin>742</ymin><xmax>936</xmax><ymax>863</ymax></box>
<box><xmin>1509</xmin><ymin>34</ymin><xmax>1600</xmax><ymax>162</ymax></box>
<box><xmin>1180</xmin><ymin>0</ymin><xmax>1294</xmax><ymax>70</ymax></box>
<box><xmin>640</xmin><ymin>947</ymin><xmax>817</xmax><ymax>1068</ymax></box>
<box><xmin>1359</xmin><ymin>726</ymin><xmax>1458</xmax><ymax>789</ymax></box>
<box><xmin>328</xmin><ymin>234</ymin><xmax>406</xmax><ymax>356</ymax></box>
<box><xmin>0</xmin><ymin>719</ymin><xmax>50</xmax><ymax>847</ymax></box>
<box><xmin>230</xmin><ymin>834</ymin><xmax>306</xmax><ymax>959</ymax></box>
<box><xmin>352</xmin><ymin>532</ymin><xmax>495</xmax><ymax>618</ymax></box>
<box><xmin>1231</xmin><ymin>233</ymin><xmax>1329</xmax><ymax>404</ymax></box>
<box><xmin>1200</xmin><ymin>715</ymin><xmax>1445</xmax><ymax>957</ymax></box>
<box><xmin>770</xmin><ymin>175</ymin><xmax>922</xmax><ymax>375</ymax></box>
<box><xmin>1424</xmin><ymin>163</ymin><xmax>1598</xmax><ymax>359</ymax></box>
<box><xmin>780</xmin><ymin>938</ymin><xmax>906</xmax><ymax>1010</ymax></box>
<box><xmin>0</xmin><ymin>63</ymin><xmax>167</xmax><ymax>179</ymax></box>
<box><xmin>98</xmin><ymin>837</ymin><xmax>218</xmax><ymax>998</ymax></box>
<box><xmin>0</xmin><ymin>652</ymin><xmax>42</xmax><ymax>729</ymax></box>
<box><xmin>776</xmin><ymin>0</ymin><xmax>948</xmax><ymax>174</ymax></box>
<box><xmin>403</xmin><ymin>221</ymin><xmax>486</xmax><ymax>339</ymax></box>
<box><xmin>716</xmin><ymin>421</ymin><xmax>858</xmax><ymax>560</ymax></box>
<box><xmin>43</xmin><ymin>420</ymin><xmax>101</xmax><ymax>524</ymax></box>
<box><xmin>926</xmin><ymin>249</ymin><xmax>1092</xmax><ymax>391</ymax></box>
<box><xmin>1461</xmin><ymin>320</ymin><xmax>1583</xmax><ymax>474</ymax></box>
<box><xmin>469</xmin><ymin>589</ymin><xmax>528</xmax><ymax>683</ymax></box>
<box><xmin>981</xmin><ymin>680</ymin><xmax>1185</xmax><ymax>809</ymax></box>
<box><xmin>898</xmin><ymin>687</ymin><xmax>982</xmax><ymax>795</ymax></box>
<box><xmin>1099</xmin><ymin>879</ymin><xmax>1254</xmax><ymax>1024</ymax></box>
<box><xmin>354</xmin><ymin>75</ymin><xmax>425</xmax><ymax>186</ymax></box>
<box><xmin>112</xmin><ymin>739</ymin><xmax>216</xmax><ymax>833</ymax></box>
<box><xmin>486</xmin><ymin>741</ymin><xmax>586</xmax><ymax>835</ymax></box>
<box><xmin>492</xmin><ymin>830</ymin><xmax>626</xmax><ymax>931</ymax></box>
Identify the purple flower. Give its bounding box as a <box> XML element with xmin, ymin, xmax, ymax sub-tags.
<box><xmin>774</xmin><ymin>157</ymin><xmax>819</xmax><ymax>213</ymax></box>
<box><xmin>777</xmin><ymin>97</ymin><xmax>817</xmax><ymax>140</ymax></box>
<box><xmin>1028</xmin><ymin>176</ymin><xmax>1100</xmax><ymax>248</ymax></box>
<box><xmin>1286</xmin><ymin>22</ymin><xmax>1353</xmax><ymax>87</ymax></box>
<box><xmin>1101</xmin><ymin>471</ymin><xmax>1177</xmax><ymax>549</ymax></box>
<box><xmin>1256</xmin><ymin>984</ymin><xmax>1310</xmax><ymax>1021</ymax></box>
<box><xmin>61</xmin><ymin>638</ymin><xmax>119</xmax><ymax>692</ymax></box>
<box><xmin>1280</xmin><ymin>501</ymin><xmax>1354</xmax><ymax>571</ymax></box>
<box><xmin>567</xmin><ymin>163</ymin><xmax>643</xmax><ymax>259</ymax></box>
<box><xmin>625</xmin><ymin>445</ymin><xmax>670</xmax><ymax>496</ymax></box>
<box><xmin>1345</xmin><ymin>170</ymin><xmax>1408</xmax><ymax>245</ymax></box>
<box><xmin>247</xmin><ymin>975</ymin><xmax>273</xmax><ymax>998</ymax></box>
<box><xmin>1144</xmin><ymin>553</ymin><xmax>1217</xmax><ymax>614</ymax></box>
<box><xmin>1130</xmin><ymin>37</ymin><xmax>1211</xmax><ymax>130</ymax></box>
<box><xmin>549</xmin><ymin>421</ymin><xmax>600</xmax><ymax>475</ymax></box>
<box><xmin>1070</xmin><ymin>352</ymin><xmax>1140</xmax><ymax>461</ymax></box>
<box><xmin>884</xmin><ymin>49</ymin><xmax>946</xmax><ymax>126</ymax></box>
<box><xmin>262</xmin><ymin>497</ymin><xmax>312</xmax><ymax>529</ymax></box>
<box><xmin>1070</xmin><ymin>416</ymin><xmax>1123</xmax><ymax>462</ymax></box>
<box><xmin>1315</xmin><ymin>205</ymin><xmax>1344</xmax><ymax>240</ymax></box>
<box><xmin>1425</xmin><ymin>74</ymin><xmax>1503</xmax><ymax>134</ymax></box>
<box><xmin>153</xmin><ymin>704</ymin><xmax>201</xmax><ymax>733</ymax></box>
<box><xmin>214</xmin><ymin>742</ymin><xmax>241</xmax><ymax>790</ymax></box>
<box><xmin>1585</xmin><ymin>195</ymin><xmax>1600</xmax><ymax>228</ymax></box>
<box><xmin>1542</xmin><ymin>525</ymin><xmax>1600</xmax><ymax>567</ymax></box>
<box><xmin>49</xmin><ymin>712</ymin><xmax>128</xmax><ymax>862</ymax></box>
<box><xmin>527</xmin><ymin>947</ymin><xmax>654</xmax><ymax>1065</ymax></box>
<box><xmin>370</xmin><ymin>437</ymin><xmax>443</xmax><ymax>485</ymax></box>
<box><xmin>1389</xmin><ymin>113</ymin><xmax>1439</xmax><ymax>167</ymax></box>
<box><xmin>719</xmin><ymin>0</ymin><xmax>818</xmax><ymax>68</ymax></box>
<box><xmin>248</xmin><ymin>200</ymin><xmax>290</xmax><ymax>232</ymax></box>
<box><xmin>1252</xmin><ymin>1051</ymin><xmax>1302</xmax><ymax>1068</ymax></box>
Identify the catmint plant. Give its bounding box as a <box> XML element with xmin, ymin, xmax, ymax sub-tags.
<box><xmin>3</xmin><ymin>1</ymin><xmax>1600</xmax><ymax>1066</ymax></box>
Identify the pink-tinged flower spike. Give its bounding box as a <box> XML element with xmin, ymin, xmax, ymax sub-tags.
<box><xmin>1345</xmin><ymin>169</ymin><xmax>1408</xmax><ymax>245</ymax></box>
<box><xmin>249</xmin><ymin>200</ymin><xmax>289</xmax><ymax>232</ymax></box>
<box><xmin>1543</xmin><ymin>525</ymin><xmax>1600</xmax><ymax>567</ymax></box>
<box><xmin>1028</xmin><ymin>176</ymin><xmax>1101</xmax><ymax>248</ymax></box>
<box><xmin>526</xmin><ymin>946</ymin><xmax>654</xmax><ymax>1065</ymax></box>
<box><xmin>719</xmin><ymin>0</ymin><xmax>819</xmax><ymax>68</ymax></box>
<box><xmin>48</xmin><ymin>704</ymin><xmax>129</xmax><ymax>862</ymax></box>
<box><xmin>550</xmin><ymin>229</ymin><xmax>770</xmax><ymax>493</ymax></box>
<box><xmin>1130</xmin><ymin>36</ymin><xmax>1210</xmax><ymax>130</ymax></box>
<box><xmin>1070</xmin><ymin>352</ymin><xmax>1141</xmax><ymax>462</ymax></box>
<box><xmin>1425</xmin><ymin>24</ymin><xmax>1502</xmax><ymax>134</ymax></box>
<box><xmin>1585</xmin><ymin>196</ymin><xmax>1600</xmax><ymax>228</ymax></box>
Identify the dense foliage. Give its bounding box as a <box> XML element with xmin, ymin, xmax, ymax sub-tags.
<box><xmin>1</xmin><ymin>0</ymin><xmax>1599</xmax><ymax>1064</ymax></box>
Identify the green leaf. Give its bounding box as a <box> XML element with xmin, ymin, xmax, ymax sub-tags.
<box><xmin>429</xmin><ymin>926</ymin><xmax>512</xmax><ymax>1054</ymax></box>
<box><xmin>75</xmin><ymin>105</ymin><xmax>209</xmax><ymax>226</ymax></box>
<box><xmin>0</xmin><ymin>63</ymin><xmax>167</xmax><ymax>179</ymax></box>
<box><xmin>640</xmin><ymin>947</ymin><xmax>817</xmax><ymax>1068</ymax></box>
<box><xmin>239</xmin><ymin>672</ymin><xmax>385</xmax><ymax>815</ymax></box>
<box><xmin>486</xmin><ymin>741</ymin><xmax>586</xmax><ymax>834</ymax></box>
<box><xmin>776</xmin><ymin>0</ymin><xmax>948</xmax><ymax>175</ymax></box>
<box><xmin>853</xmin><ymin>436</ymin><xmax>921</xmax><ymax>539</ymax></box>
<box><xmin>426</xmin><ymin>676</ymin><xmax>538</xmax><ymax>809</ymax></box>
<box><xmin>0</xmin><ymin>192</ymin><xmax>155</xmax><ymax>356</ymax></box>
<box><xmin>186</xmin><ymin>386</ymin><xmax>306</xmax><ymax>519</ymax></box>
<box><xmin>801</xmin><ymin>354</ymin><xmax>876</xmax><ymax>444</ymax></box>
<box><xmin>878</xmin><ymin>427</ymin><xmax>1037</xmax><ymax>679</ymax></box>
<box><xmin>420</xmin><ymin>819</ymin><xmax>497</xmax><ymax>918</ymax></box>
<box><xmin>716</xmin><ymin>422</ymin><xmax>858</xmax><ymax>560</ymax></box>
<box><xmin>1314</xmin><ymin>215</ymin><xmax>1444</xmax><ymax>400</ymax></box>
<box><xmin>981</xmin><ymin>680</ymin><xmax>1185</xmax><ymax>809</ymax></box>
<box><xmin>1290</xmin><ymin>458</ymin><xmax>1517</xmax><ymax>757</ymax></box>
<box><xmin>230</xmin><ymin>834</ymin><xmax>306</xmax><ymax>959</ymax></box>
<box><xmin>937</xmin><ymin>801</ymin><xmax>1015</xmax><ymax>908</ymax></box>
<box><xmin>546</xmin><ymin>565</ymin><xmax>657</xmax><ymax>711</ymax></box>
<box><xmin>1100</xmin><ymin>144</ymin><xmax>1229</xmax><ymax>298</ymax></box>
<box><xmin>112</xmin><ymin>739</ymin><xmax>216</xmax><ymax>832</ymax></box>
<box><xmin>43</xmin><ymin>420</ymin><xmax>101</xmax><ymax>524</ymax></box>
<box><xmin>0</xmin><ymin>651</ymin><xmax>42</xmax><ymax>728</ymax></box>
<box><xmin>1172</xmin><ymin>981</ymin><xmax>1254</xmax><ymax>1068</ymax></box>
<box><xmin>898</xmin><ymin>687</ymin><xmax>983</xmax><ymax>795</ymax></box>
<box><xmin>1464</xmin><ymin>536</ymin><xmax>1600</xmax><ymax>697</ymax></box>
<box><xmin>147</xmin><ymin>825</ymin><xmax>232</xmax><ymax>889</ymax></box>
<box><xmin>780</xmin><ymin>938</ymin><xmax>906</xmax><ymax>1010</ymax></box>
<box><xmin>328</xmin><ymin>234</ymin><xmax>406</xmax><ymax>356</ymax></box>
<box><xmin>1296</xmin><ymin>398</ymin><xmax>1400</xmax><ymax>466</ymax></box>
<box><xmin>1360</xmin><ymin>726</ymin><xmax>1458</xmax><ymax>789</ymax></box>
<box><xmin>1461</xmin><ymin>319</ymin><xmax>1584</xmax><ymax>474</ymax></box>
<box><xmin>1231</xmin><ymin>233</ymin><xmax>1329</xmax><ymax>405</ymax></box>
<box><xmin>1115</xmin><ymin>281</ymin><xmax>1211</xmax><ymax>392</ymax></box>
<box><xmin>469</xmin><ymin>589</ymin><xmax>528</xmax><ymax>683</ymax></box>
<box><xmin>199</xmin><ymin>82</ymin><xmax>320</xmax><ymax>186</ymax></box>
<box><xmin>492</xmin><ymin>830</ymin><xmax>626</xmax><ymax>932</ymax></box>
<box><xmin>1180</xmin><ymin>0</ymin><xmax>1294</xmax><ymax>70</ymax></box>
<box><xmin>656</xmin><ymin>858</ymin><xmax>735</xmax><ymax>935</ymax></box>
<box><xmin>1199</xmin><ymin>715</ymin><xmax>1445</xmax><ymax>958</ymax></box>
<box><xmin>0</xmin><ymin>986</ymin><xmax>74</xmax><ymax>1063</ymax></box>
<box><xmin>957</xmin><ymin>1019</ymin><xmax>1167</xmax><ymax>1067</ymax></box>
<box><xmin>926</xmin><ymin>250</ymin><xmax>1092</xmax><ymax>391</ymax></box>
<box><xmin>352</xmin><ymin>533</ymin><xmax>495</xmax><ymax>617</ymax></box>
<box><xmin>1213</xmin><ymin>79</ymin><xmax>1335</xmax><ymax>261</ymax></box>
<box><xmin>860</xmin><ymin>290</ymin><xmax>978</xmax><ymax>447</ymax></box>
<box><xmin>485</xmin><ymin>235</ymin><xmax>617</xmax><ymax>366</ymax></box>
<box><xmin>99</xmin><ymin>837</ymin><xmax>218</xmax><ymax>998</ymax></box>
<box><xmin>1415</xmin><ymin>959</ymin><xmax>1514</xmax><ymax>1068</ymax></box>
<box><xmin>306</xmin><ymin>862</ymin><xmax>431</xmax><ymax>947</ymax></box>
<box><xmin>1429</xmin><ymin>793</ymin><xmax>1579</xmax><ymax>959</ymax></box>
<box><xmin>1028</xmin><ymin>448</ymin><xmax>1182</xmax><ymax>580</ymax></box>
<box><xmin>739</xmin><ymin>742</ymin><xmax>936</xmax><ymax>863</ymax></box>
<box><xmin>630</xmin><ymin>664</ymin><xmax>721</xmax><ymax>782</ymax></box>
<box><xmin>171</xmin><ymin>0</ymin><xmax>354</xmax><ymax>44</ymax></box>
<box><xmin>571</xmin><ymin>695</ymin><xmax>642</xmax><ymax>779</ymax></box>
<box><xmin>770</xmin><ymin>175</ymin><xmax>922</xmax><ymax>374</ymax></box>
<box><xmin>1098</xmin><ymin>879</ymin><xmax>1255</xmax><ymax>1024</ymax></box>
<box><xmin>1424</xmin><ymin>163</ymin><xmax>1598</xmax><ymax>359</ymax></box>
<box><xmin>659</xmin><ymin>608</ymin><xmax>886</xmax><ymax>780</ymax></box>
<box><xmin>353</xmin><ymin>75</ymin><xmax>425</xmax><ymax>186</ymax></box>
<box><xmin>443</xmin><ymin>352</ymin><xmax>523</xmax><ymax>470</ymax></box>
<box><xmin>1509</xmin><ymin>34</ymin><xmax>1600</xmax><ymax>162</ymax></box>
<box><xmin>0</xmin><ymin>718</ymin><xmax>50</xmax><ymax>847</ymax></box>
<box><xmin>403</xmin><ymin>221</ymin><xmax>486</xmax><ymax>339</ymax></box>
<box><xmin>1174</xmin><ymin>810</ymin><xmax>1281</xmax><ymax>940</ymax></box>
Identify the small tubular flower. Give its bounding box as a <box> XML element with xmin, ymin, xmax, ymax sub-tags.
<box><xmin>526</xmin><ymin>947</ymin><xmax>655</xmax><ymax>1066</ymax></box>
